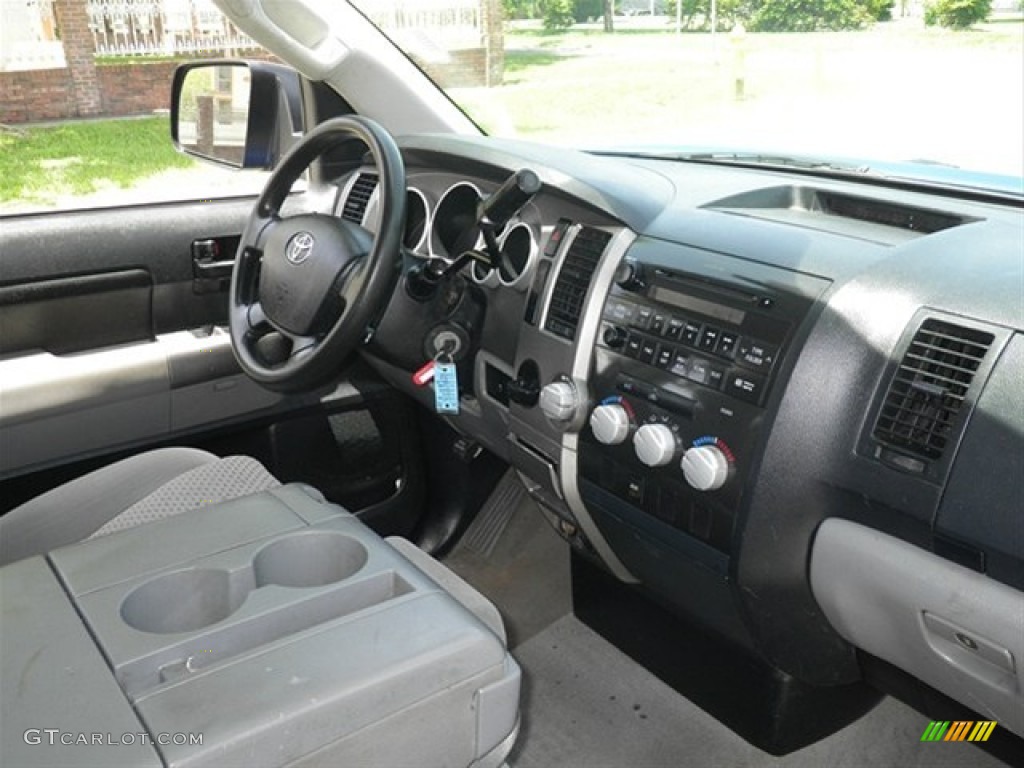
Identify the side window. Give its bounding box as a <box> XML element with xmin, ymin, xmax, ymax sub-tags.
<box><xmin>0</xmin><ymin>0</ymin><xmax>271</xmax><ymax>216</ymax></box>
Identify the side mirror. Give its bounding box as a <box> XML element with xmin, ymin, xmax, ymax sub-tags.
<box><xmin>170</xmin><ymin>60</ymin><xmax>303</xmax><ymax>170</ymax></box>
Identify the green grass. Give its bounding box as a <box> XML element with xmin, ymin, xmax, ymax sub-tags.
<box><xmin>504</xmin><ymin>49</ymin><xmax>568</xmax><ymax>82</ymax></box>
<box><xmin>0</xmin><ymin>117</ymin><xmax>194</xmax><ymax>205</ymax></box>
<box><xmin>455</xmin><ymin>22</ymin><xmax>1023</xmax><ymax>176</ymax></box>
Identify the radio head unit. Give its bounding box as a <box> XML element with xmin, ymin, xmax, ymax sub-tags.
<box><xmin>578</xmin><ymin>242</ymin><xmax>827</xmax><ymax>560</ymax></box>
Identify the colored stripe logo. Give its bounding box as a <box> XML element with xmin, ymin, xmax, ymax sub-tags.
<box><xmin>920</xmin><ymin>721</ymin><xmax>997</xmax><ymax>742</ymax></box>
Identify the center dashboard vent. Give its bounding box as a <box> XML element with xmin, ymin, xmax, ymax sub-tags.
<box><xmin>341</xmin><ymin>172</ymin><xmax>378</xmax><ymax>224</ymax></box>
<box><xmin>872</xmin><ymin>318</ymin><xmax>994</xmax><ymax>462</ymax></box>
<box><xmin>544</xmin><ymin>227</ymin><xmax>612</xmax><ymax>340</ymax></box>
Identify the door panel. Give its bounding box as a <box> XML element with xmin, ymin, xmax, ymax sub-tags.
<box><xmin>0</xmin><ymin>199</ymin><xmax>258</xmax><ymax>477</ymax></box>
<box><xmin>0</xmin><ymin>195</ymin><xmax>426</xmax><ymax>534</ymax></box>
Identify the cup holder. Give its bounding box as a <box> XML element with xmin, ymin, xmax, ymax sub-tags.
<box><xmin>121</xmin><ymin>568</ymin><xmax>246</xmax><ymax>635</ymax></box>
<box><xmin>254</xmin><ymin>532</ymin><xmax>368</xmax><ymax>589</ymax></box>
<box><xmin>120</xmin><ymin>532</ymin><xmax>370</xmax><ymax>634</ymax></box>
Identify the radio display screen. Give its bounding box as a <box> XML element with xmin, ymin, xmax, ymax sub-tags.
<box><xmin>650</xmin><ymin>286</ymin><xmax>746</xmax><ymax>326</ymax></box>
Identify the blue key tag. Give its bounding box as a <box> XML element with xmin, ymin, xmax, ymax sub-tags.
<box><xmin>434</xmin><ymin>359</ymin><xmax>459</xmax><ymax>414</ymax></box>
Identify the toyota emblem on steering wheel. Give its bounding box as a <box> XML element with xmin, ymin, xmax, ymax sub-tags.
<box><xmin>286</xmin><ymin>232</ymin><xmax>315</xmax><ymax>265</ymax></box>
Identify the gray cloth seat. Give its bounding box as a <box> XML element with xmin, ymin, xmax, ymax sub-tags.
<box><xmin>0</xmin><ymin>447</ymin><xmax>280</xmax><ymax>567</ymax></box>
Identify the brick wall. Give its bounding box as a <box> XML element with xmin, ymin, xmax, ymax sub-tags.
<box><xmin>54</xmin><ymin>0</ymin><xmax>101</xmax><ymax>117</ymax></box>
<box><xmin>415</xmin><ymin>0</ymin><xmax>506</xmax><ymax>88</ymax></box>
<box><xmin>0</xmin><ymin>69</ymin><xmax>76</xmax><ymax>124</ymax></box>
<box><xmin>0</xmin><ymin>62</ymin><xmax>175</xmax><ymax>124</ymax></box>
<box><xmin>98</xmin><ymin>62</ymin><xmax>179</xmax><ymax>117</ymax></box>
<box><xmin>418</xmin><ymin>49</ymin><xmax>490</xmax><ymax>90</ymax></box>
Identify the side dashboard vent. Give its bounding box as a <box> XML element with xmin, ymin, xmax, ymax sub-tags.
<box><xmin>872</xmin><ymin>318</ymin><xmax>994</xmax><ymax>461</ymax></box>
<box><xmin>341</xmin><ymin>172</ymin><xmax>379</xmax><ymax>224</ymax></box>
<box><xmin>544</xmin><ymin>227</ymin><xmax>613</xmax><ymax>340</ymax></box>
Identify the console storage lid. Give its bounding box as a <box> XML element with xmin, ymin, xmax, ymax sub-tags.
<box><xmin>0</xmin><ymin>556</ymin><xmax>161</xmax><ymax>768</ymax></box>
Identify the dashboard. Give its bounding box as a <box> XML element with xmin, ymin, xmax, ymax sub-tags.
<box><xmin>333</xmin><ymin>133</ymin><xmax>1023</xmax><ymax>745</ymax></box>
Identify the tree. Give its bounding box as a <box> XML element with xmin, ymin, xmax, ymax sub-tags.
<box><xmin>603</xmin><ymin>0</ymin><xmax>615</xmax><ymax>32</ymax></box>
<box><xmin>540</xmin><ymin>0</ymin><xmax>576</xmax><ymax>29</ymax></box>
<box><xmin>749</xmin><ymin>0</ymin><xmax>872</xmax><ymax>31</ymax></box>
<box><xmin>924</xmin><ymin>0</ymin><xmax>992</xmax><ymax>27</ymax></box>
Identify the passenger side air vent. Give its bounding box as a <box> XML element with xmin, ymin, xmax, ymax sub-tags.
<box><xmin>341</xmin><ymin>172</ymin><xmax>378</xmax><ymax>224</ymax></box>
<box><xmin>544</xmin><ymin>227</ymin><xmax>612</xmax><ymax>340</ymax></box>
<box><xmin>872</xmin><ymin>319</ymin><xmax>994</xmax><ymax>461</ymax></box>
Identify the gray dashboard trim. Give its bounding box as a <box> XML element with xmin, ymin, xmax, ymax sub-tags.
<box><xmin>397</xmin><ymin>134</ymin><xmax>674</xmax><ymax>231</ymax></box>
<box><xmin>560</xmin><ymin>227</ymin><xmax>639</xmax><ymax>583</ymax></box>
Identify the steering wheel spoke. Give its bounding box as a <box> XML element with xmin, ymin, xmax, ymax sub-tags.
<box><xmin>246</xmin><ymin>300</ymin><xmax>271</xmax><ymax>332</ymax></box>
<box><xmin>228</xmin><ymin>116</ymin><xmax>405</xmax><ymax>393</ymax></box>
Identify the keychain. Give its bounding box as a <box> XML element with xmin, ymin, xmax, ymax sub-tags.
<box><xmin>433</xmin><ymin>350</ymin><xmax>459</xmax><ymax>415</ymax></box>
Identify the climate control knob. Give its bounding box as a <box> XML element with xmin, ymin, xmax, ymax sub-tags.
<box><xmin>590</xmin><ymin>404</ymin><xmax>631</xmax><ymax>445</ymax></box>
<box><xmin>681</xmin><ymin>445</ymin><xmax>730</xmax><ymax>491</ymax></box>
<box><xmin>633</xmin><ymin>424</ymin><xmax>677</xmax><ymax>467</ymax></box>
<box><xmin>539</xmin><ymin>380</ymin><xmax>579</xmax><ymax>422</ymax></box>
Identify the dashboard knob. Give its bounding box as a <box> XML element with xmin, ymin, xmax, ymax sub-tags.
<box><xmin>602</xmin><ymin>325</ymin><xmax>628</xmax><ymax>349</ymax></box>
<box><xmin>590</xmin><ymin>404</ymin><xmax>631</xmax><ymax>445</ymax></box>
<box><xmin>539</xmin><ymin>380</ymin><xmax>579</xmax><ymax>422</ymax></box>
<box><xmin>681</xmin><ymin>445</ymin><xmax>730</xmax><ymax>491</ymax></box>
<box><xmin>613</xmin><ymin>259</ymin><xmax>644</xmax><ymax>291</ymax></box>
<box><xmin>633</xmin><ymin>424</ymin><xmax>677</xmax><ymax>467</ymax></box>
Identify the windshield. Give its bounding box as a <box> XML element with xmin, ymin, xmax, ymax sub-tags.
<box><xmin>345</xmin><ymin>0</ymin><xmax>1022</xmax><ymax>189</ymax></box>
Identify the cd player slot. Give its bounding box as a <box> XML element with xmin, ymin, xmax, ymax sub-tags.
<box><xmin>653</xmin><ymin>269</ymin><xmax>772</xmax><ymax>309</ymax></box>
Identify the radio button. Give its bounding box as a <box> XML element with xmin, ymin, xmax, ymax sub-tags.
<box><xmin>736</xmin><ymin>339</ymin><xmax>777</xmax><ymax>371</ymax></box>
<box><xmin>698</xmin><ymin>326</ymin><xmax>720</xmax><ymax>351</ymax></box>
<box><xmin>716</xmin><ymin>331</ymin><xmax>739</xmax><ymax>358</ymax></box>
<box><xmin>625</xmin><ymin>334</ymin><xmax>643</xmax><ymax>358</ymax></box>
<box><xmin>666</xmin><ymin>316</ymin><xmax>685</xmax><ymax>340</ymax></box>
<box><xmin>726</xmin><ymin>370</ymin><xmax>767</xmax><ymax>404</ymax></box>
<box><xmin>655</xmin><ymin>344</ymin><xmax>675</xmax><ymax>370</ymax></box>
<box><xmin>686</xmin><ymin>358</ymin><xmax>710</xmax><ymax>385</ymax></box>
<box><xmin>633</xmin><ymin>307</ymin><xmax>654</xmax><ymax>330</ymax></box>
<box><xmin>639</xmin><ymin>338</ymin><xmax>658</xmax><ymax>364</ymax></box>
<box><xmin>669</xmin><ymin>351</ymin><xmax>689</xmax><ymax>378</ymax></box>
<box><xmin>650</xmin><ymin>313</ymin><xmax>667</xmax><ymax>335</ymax></box>
<box><xmin>605</xmin><ymin>300</ymin><xmax>635</xmax><ymax>324</ymax></box>
<box><xmin>707</xmin><ymin>366</ymin><xmax>726</xmax><ymax>390</ymax></box>
<box><xmin>683</xmin><ymin>321</ymin><xmax>702</xmax><ymax>346</ymax></box>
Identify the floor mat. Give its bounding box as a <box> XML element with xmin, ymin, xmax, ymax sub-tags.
<box><xmin>508</xmin><ymin>615</ymin><xmax>1010</xmax><ymax>768</ymax></box>
<box><xmin>443</xmin><ymin>474</ymin><xmax>571</xmax><ymax>648</ymax></box>
<box><xmin>459</xmin><ymin>469</ymin><xmax>527</xmax><ymax>558</ymax></box>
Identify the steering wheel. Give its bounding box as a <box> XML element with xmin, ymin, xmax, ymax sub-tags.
<box><xmin>229</xmin><ymin>116</ymin><xmax>405</xmax><ymax>393</ymax></box>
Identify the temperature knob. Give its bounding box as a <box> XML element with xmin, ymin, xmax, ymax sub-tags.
<box><xmin>590</xmin><ymin>404</ymin><xmax>631</xmax><ymax>445</ymax></box>
<box><xmin>539</xmin><ymin>380</ymin><xmax>579</xmax><ymax>422</ymax></box>
<box><xmin>681</xmin><ymin>445</ymin><xmax>730</xmax><ymax>491</ymax></box>
<box><xmin>633</xmin><ymin>424</ymin><xmax>677</xmax><ymax>467</ymax></box>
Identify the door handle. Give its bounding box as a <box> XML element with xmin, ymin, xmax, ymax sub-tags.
<box><xmin>191</xmin><ymin>238</ymin><xmax>239</xmax><ymax>293</ymax></box>
<box><xmin>193</xmin><ymin>257</ymin><xmax>235</xmax><ymax>278</ymax></box>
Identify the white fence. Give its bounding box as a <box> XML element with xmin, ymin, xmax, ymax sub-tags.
<box><xmin>1</xmin><ymin>0</ymin><xmax>486</xmax><ymax>72</ymax></box>
<box><xmin>362</xmin><ymin>0</ymin><xmax>484</xmax><ymax>50</ymax></box>
<box><xmin>86</xmin><ymin>0</ymin><xmax>260</xmax><ymax>57</ymax></box>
